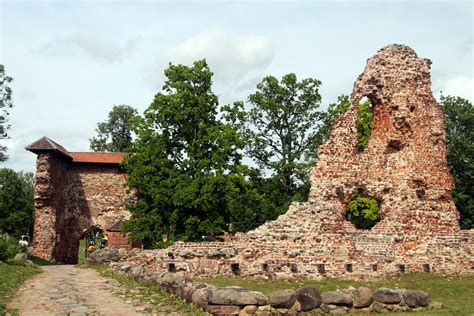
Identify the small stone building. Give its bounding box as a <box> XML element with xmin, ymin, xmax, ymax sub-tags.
<box><xmin>26</xmin><ymin>137</ymin><xmax>136</xmax><ymax>263</ymax></box>
<box><xmin>106</xmin><ymin>220</ymin><xmax>142</xmax><ymax>250</ymax></box>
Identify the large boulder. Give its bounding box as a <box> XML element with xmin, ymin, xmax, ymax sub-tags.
<box><xmin>267</xmin><ymin>289</ymin><xmax>296</xmax><ymax>309</ymax></box>
<box><xmin>295</xmin><ymin>286</ymin><xmax>322</xmax><ymax>311</ymax></box>
<box><xmin>352</xmin><ymin>287</ymin><xmax>374</xmax><ymax>308</ymax></box>
<box><xmin>87</xmin><ymin>247</ymin><xmax>121</xmax><ymax>264</ymax></box>
<box><xmin>373</xmin><ymin>288</ymin><xmax>402</xmax><ymax>304</ymax></box>
<box><xmin>13</xmin><ymin>253</ymin><xmax>28</xmax><ymax>264</ymax></box>
<box><xmin>208</xmin><ymin>286</ymin><xmax>269</xmax><ymax>306</ymax></box>
<box><xmin>321</xmin><ymin>291</ymin><xmax>353</xmax><ymax>306</ymax></box>
<box><xmin>402</xmin><ymin>290</ymin><xmax>430</xmax><ymax>308</ymax></box>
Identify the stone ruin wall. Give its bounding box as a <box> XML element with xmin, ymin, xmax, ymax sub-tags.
<box><xmin>32</xmin><ymin>153</ymin><xmax>133</xmax><ymax>263</ymax></box>
<box><xmin>118</xmin><ymin>44</ymin><xmax>473</xmax><ymax>279</ymax></box>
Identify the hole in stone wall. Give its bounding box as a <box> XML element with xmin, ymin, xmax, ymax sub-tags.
<box><xmin>386</xmin><ymin>139</ymin><xmax>403</xmax><ymax>154</ymax></box>
<box><xmin>397</xmin><ymin>264</ymin><xmax>406</xmax><ymax>273</ymax></box>
<box><xmin>167</xmin><ymin>263</ymin><xmax>176</xmax><ymax>273</ymax></box>
<box><xmin>423</xmin><ymin>264</ymin><xmax>430</xmax><ymax>273</ymax></box>
<box><xmin>262</xmin><ymin>263</ymin><xmax>269</xmax><ymax>272</ymax></box>
<box><xmin>290</xmin><ymin>263</ymin><xmax>298</xmax><ymax>273</ymax></box>
<box><xmin>317</xmin><ymin>264</ymin><xmax>326</xmax><ymax>274</ymax></box>
<box><xmin>346</xmin><ymin>192</ymin><xmax>381</xmax><ymax>229</ymax></box>
<box><xmin>416</xmin><ymin>189</ymin><xmax>426</xmax><ymax>199</ymax></box>
<box><xmin>345</xmin><ymin>263</ymin><xmax>353</xmax><ymax>272</ymax></box>
<box><xmin>372</xmin><ymin>264</ymin><xmax>378</xmax><ymax>271</ymax></box>
<box><xmin>357</xmin><ymin>97</ymin><xmax>374</xmax><ymax>152</ymax></box>
<box><xmin>168</xmin><ymin>252</ymin><xmax>174</xmax><ymax>259</ymax></box>
<box><xmin>231</xmin><ymin>263</ymin><xmax>240</xmax><ymax>275</ymax></box>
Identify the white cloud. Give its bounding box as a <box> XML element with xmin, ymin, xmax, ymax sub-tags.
<box><xmin>165</xmin><ymin>30</ymin><xmax>274</xmax><ymax>83</ymax></box>
<box><xmin>442</xmin><ymin>76</ymin><xmax>474</xmax><ymax>101</ymax></box>
<box><xmin>34</xmin><ymin>35</ymin><xmax>141</xmax><ymax>63</ymax></box>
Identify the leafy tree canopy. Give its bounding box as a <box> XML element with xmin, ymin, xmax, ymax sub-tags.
<box><xmin>122</xmin><ymin>60</ymin><xmax>267</xmax><ymax>244</ymax></box>
<box><xmin>0</xmin><ymin>65</ymin><xmax>14</xmax><ymax>162</ymax></box>
<box><xmin>0</xmin><ymin>168</ymin><xmax>34</xmax><ymax>238</ymax></box>
<box><xmin>439</xmin><ymin>95</ymin><xmax>473</xmax><ymax>229</ymax></box>
<box><xmin>224</xmin><ymin>73</ymin><xmax>324</xmax><ymax>208</ymax></box>
<box><xmin>90</xmin><ymin>105</ymin><xmax>138</xmax><ymax>152</ymax></box>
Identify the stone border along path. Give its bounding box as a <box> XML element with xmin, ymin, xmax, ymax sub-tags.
<box><xmin>7</xmin><ymin>265</ymin><xmax>189</xmax><ymax>315</ymax></box>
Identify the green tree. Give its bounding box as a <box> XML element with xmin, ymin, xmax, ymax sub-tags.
<box><xmin>319</xmin><ymin>95</ymin><xmax>373</xmax><ymax>151</ymax></box>
<box><xmin>225</xmin><ymin>74</ymin><xmax>324</xmax><ymax>208</ymax></box>
<box><xmin>0</xmin><ymin>65</ymin><xmax>14</xmax><ymax>162</ymax></box>
<box><xmin>439</xmin><ymin>95</ymin><xmax>473</xmax><ymax>229</ymax></box>
<box><xmin>90</xmin><ymin>105</ymin><xmax>138</xmax><ymax>152</ymax></box>
<box><xmin>123</xmin><ymin>60</ymin><xmax>262</xmax><ymax>243</ymax></box>
<box><xmin>347</xmin><ymin>193</ymin><xmax>380</xmax><ymax>229</ymax></box>
<box><xmin>0</xmin><ymin>169</ymin><xmax>34</xmax><ymax>238</ymax></box>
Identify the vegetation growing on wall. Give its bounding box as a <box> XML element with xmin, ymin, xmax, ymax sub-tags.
<box><xmin>346</xmin><ymin>193</ymin><xmax>380</xmax><ymax>229</ymax></box>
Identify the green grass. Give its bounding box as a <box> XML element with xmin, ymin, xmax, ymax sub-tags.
<box><xmin>0</xmin><ymin>261</ymin><xmax>41</xmax><ymax>315</ymax></box>
<box><xmin>198</xmin><ymin>273</ymin><xmax>474</xmax><ymax>315</ymax></box>
<box><xmin>89</xmin><ymin>264</ymin><xmax>209</xmax><ymax>315</ymax></box>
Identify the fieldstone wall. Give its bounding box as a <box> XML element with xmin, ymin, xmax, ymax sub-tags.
<box><xmin>31</xmin><ymin>153</ymin><xmax>133</xmax><ymax>263</ymax></box>
<box><xmin>111</xmin><ymin>44</ymin><xmax>472</xmax><ymax>278</ymax></box>
<box><xmin>88</xmin><ymin>250</ymin><xmax>443</xmax><ymax>315</ymax></box>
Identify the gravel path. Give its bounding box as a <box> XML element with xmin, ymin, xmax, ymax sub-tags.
<box><xmin>8</xmin><ymin>265</ymin><xmax>185</xmax><ymax>315</ymax></box>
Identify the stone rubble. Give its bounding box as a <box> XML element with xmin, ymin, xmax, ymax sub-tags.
<box><xmin>105</xmin><ymin>44</ymin><xmax>473</xmax><ymax>280</ymax></box>
<box><xmin>104</xmin><ymin>259</ymin><xmax>442</xmax><ymax>315</ymax></box>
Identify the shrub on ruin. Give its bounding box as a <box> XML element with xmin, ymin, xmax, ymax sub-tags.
<box><xmin>346</xmin><ymin>193</ymin><xmax>380</xmax><ymax>229</ymax></box>
<box><xmin>0</xmin><ymin>233</ymin><xmax>22</xmax><ymax>261</ymax></box>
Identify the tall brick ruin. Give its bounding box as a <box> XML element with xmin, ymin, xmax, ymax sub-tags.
<box><xmin>146</xmin><ymin>44</ymin><xmax>472</xmax><ymax>278</ymax></box>
<box><xmin>26</xmin><ymin>137</ymin><xmax>133</xmax><ymax>263</ymax></box>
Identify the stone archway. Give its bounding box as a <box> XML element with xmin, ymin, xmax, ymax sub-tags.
<box><xmin>26</xmin><ymin>137</ymin><xmax>134</xmax><ymax>263</ymax></box>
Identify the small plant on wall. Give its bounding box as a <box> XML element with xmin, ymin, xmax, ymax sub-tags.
<box><xmin>347</xmin><ymin>193</ymin><xmax>380</xmax><ymax>229</ymax></box>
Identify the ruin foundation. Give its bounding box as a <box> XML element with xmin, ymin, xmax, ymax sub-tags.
<box><xmin>130</xmin><ymin>44</ymin><xmax>472</xmax><ymax>279</ymax></box>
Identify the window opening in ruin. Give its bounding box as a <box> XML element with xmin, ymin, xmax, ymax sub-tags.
<box><xmin>422</xmin><ymin>264</ymin><xmax>430</xmax><ymax>273</ymax></box>
<box><xmin>231</xmin><ymin>263</ymin><xmax>240</xmax><ymax>275</ymax></box>
<box><xmin>167</xmin><ymin>263</ymin><xmax>176</xmax><ymax>272</ymax></box>
<box><xmin>290</xmin><ymin>263</ymin><xmax>298</xmax><ymax>273</ymax></box>
<box><xmin>317</xmin><ymin>264</ymin><xmax>325</xmax><ymax>274</ymax></box>
<box><xmin>346</xmin><ymin>193</ymin><xmax>381</xmax><ymax>229</ymax></box>
<box><xmin>262</xmin><ymin>263</ymin><xmax>269</xmax><ymax>272</ymax></box>
<box><xmin>372</xmin><ymin>264</ymin><xmax>378</xmax><ymax>271</ymax></box>
<box><xmin>345</xmin><ymin>263</ymin><xmax>353</xmax><ymax>272</ymax></box>
<box><xmin>397</xmin><ymin>264</ymin><xmax>406</xmax><ymax>273</ymax></box>
<box><xmin>357</xmin><ymin>97</ymin><xmax>373</xmax><ymax>152</ymax></box>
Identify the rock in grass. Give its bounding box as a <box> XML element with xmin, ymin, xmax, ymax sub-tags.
<box><xmin>352</xmin><ymin>287</ymin><xmax>373</xmax><ymax>308</ymax></box>
<box><xmin>373</xmin><ymin>288</ymin><xmax>401</xmax><ymax>304</ymax></box>
<box><xmin>268</xmin><ymin>289</ymin><xmax>296</xmax><ymax>309</ymax></box>
<box><xmin>321</xmin><ymin>291</ymin><xmax>352</xmax><ymax>306</ymax></box>
<box><xmin>295</xmin><ymin>286</ymin><xmax>322</xmax><ymax>311</ymax></box>
<box><xmin>208</xmin><ymin>286</ymin><xmax>269</xmax><ymax>306</ymax></box>
<box><xmin>402</xmin><ymin>290</ymin><xmax>430</xmax><ymax>308</ymax></box>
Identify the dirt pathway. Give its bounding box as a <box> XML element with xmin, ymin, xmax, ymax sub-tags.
<box><xmin>8</xmin><ymin>265</ymin><xmax>185</xmax><ymax>316</ymax></box>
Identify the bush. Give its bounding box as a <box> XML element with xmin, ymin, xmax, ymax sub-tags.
<box><xmin>347</xmin><ymin>193</ymin><xmax>380</xmax><ymax>229</ymax></box>
<box><xmin>0</xmin><ymin>233</ymin><xmax>22</xmax><ymax>261</ymax></box>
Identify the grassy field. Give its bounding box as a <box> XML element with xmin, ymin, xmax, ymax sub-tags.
<box><xmin>0</xmin><ymin>261</ymin><xmax>40</xmax><ymax>315</ymax></box>
<box><xmin>198</xmin><ymin>273</ymin><xmax>474</xmax><ymax>315</ymax></box>
<box><xmin>90</xmin><ymin>264</ymin><xmax>209</xmax><ymax>315</ymax></box>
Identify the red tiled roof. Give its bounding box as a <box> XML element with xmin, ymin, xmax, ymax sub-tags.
<box><xmin>70</xmin><ymin>152</ymin><xmax>127</xmax><ymax>164</ymax></box>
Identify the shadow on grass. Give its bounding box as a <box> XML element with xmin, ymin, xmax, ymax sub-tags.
<box><xmin>28</xmin><ymin>255</ymin><xmax>56</xmax><ymax>266</ymax></box>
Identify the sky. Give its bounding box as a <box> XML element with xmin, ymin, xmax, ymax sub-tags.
<box><xmin>1</xmin><ymin>0</ymin><xmax>472</xmax><ymax>172</ymax></box>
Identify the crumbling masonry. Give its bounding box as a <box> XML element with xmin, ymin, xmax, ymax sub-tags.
<box><xmin>26</xmin><ymin>138</ymin><xmax>133</xmax><ymax>263</ymax></box>
<box><xmin>29</xmin><ymin>44</ymin><xmax>473</xmax><ymax>275</ymax></box>
<box><xmin>127</xmin><ymin>44</ymin><xmax>472</xmax><ymax>278</ymax></box>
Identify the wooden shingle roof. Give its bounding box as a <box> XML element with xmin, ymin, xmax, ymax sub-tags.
<box><xmin>25</xmin><ymin>137</ymin><xmax>73</xmax><ymax>159</ymax></box>
<box><xmin>26</xmin><ymin>137</ymin><xmax>126</xmax><ymax>164</ymax></box>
